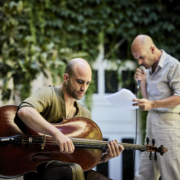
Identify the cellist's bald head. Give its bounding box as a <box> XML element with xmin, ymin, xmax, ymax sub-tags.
<box><xmin>65</xmin><ymin>58</ymin><xmax>92</xmax><ymax>77</ymax></box>
<box><xmin>62</xmin><ymin>58</ymin><xmax>92</xmax><ymax>100</ymax></box>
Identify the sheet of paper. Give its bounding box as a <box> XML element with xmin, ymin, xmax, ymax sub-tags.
<box><xmin>105</xmin><ymin>88</ymin><xmax>138</xmax><ymax>110</ymax></box>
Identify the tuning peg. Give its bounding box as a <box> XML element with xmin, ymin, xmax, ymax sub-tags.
<box><xmin>159</xmin><ymin>145</ymin><xmax>166</xmax><ymax>155</ymax></box>
<box><xmin>146</xmin><ymin>137</ymin><xmax>149</xmax><ymax>145</ymax></box>
<box><xmin>149</xmin><ymin>151</ymin><xmax>152</xmax><ymax>160</ymax></box>
<box><xmin>154</xmin><ymin>152</ymin><xmax>157</xmax><ymax>161</ymax></box>
<box><xmin>152</xmin><ymin>139</ymin><xmax>155</xmax><ymax>146</ymax></box>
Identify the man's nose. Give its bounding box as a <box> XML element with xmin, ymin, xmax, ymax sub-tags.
<box><xmin>81</xmin><ymin>84</ymin><xmax>86</xmax><ymax>91</ymax></box>
<box><xmin>138</xmin><ymin>59</ymin><xmax>142</xmax><ymax>65</ymax></box>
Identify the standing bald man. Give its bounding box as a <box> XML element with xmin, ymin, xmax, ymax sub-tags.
<box><xmin>17</xmin><ymin>58</ymin><xmax>124</xmax><ymax>180</ymax></box>
<box><xmin>131</xmin><ymin>35</ymin><xmax>180</xmax><ymax>180</ymax></box>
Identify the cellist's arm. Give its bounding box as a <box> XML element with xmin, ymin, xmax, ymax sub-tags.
<box><xmin>98</xmin><ymin>140</ymin><xmax>124</xmax><ymax>163</ymax></box>
<box><xmin>18</xmin><ymin>107</ymin><xmax>74</xmax><ymax>154</ymax></box>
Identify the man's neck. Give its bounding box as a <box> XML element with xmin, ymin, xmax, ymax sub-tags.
<box><xmin>152</xmin><ymin>49</ymin><xmax>162</xmax><ymax>73</ymax></box>
<box><xmin>63</xmin><ymin>90</ymin><xmax>77</xmax><ymax>118</ymax></box>
<box><xmin>60</xmin><ymin>85</ymin><xmax>75</xmax><ymax>107</ymax></box>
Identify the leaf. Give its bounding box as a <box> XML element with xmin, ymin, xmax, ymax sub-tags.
<box><xmin>1</xmin><ymin>88</ymin><xmax>11</xmax><ymax>101</ymax></box>
<box><xmin>9</xmin><ymin>36</ymin><xmax>14</xmax><ymax>45</ymax></box>
<box><xmin>18</xmin><ymin>1</ymin><xmax>23</xmax><ymax>12</ymax></box>
<box><xmin>9</xmin><ymin>1</ymin><xmax>18</xmax><ymax>13</ymax></box>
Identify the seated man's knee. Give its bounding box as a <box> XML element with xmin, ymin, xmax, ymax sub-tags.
<box><xmin>44</xmin><ymin>161</ymin><xmax>85</xmax><ymax>180</ymax></box>
<box><xmin>45</xmin><ymin>166</ymin><xmax>72</xmax><ymax>180</ymax></box>
<box><xmin>73</xmin><ymin>163</ymin><xmax>83</xmax><ymax>172</ymax></box>
<box><xmin>86</xmin><ymin>170</ymin><xmax>112</xmax><ymax>180</ymax></box>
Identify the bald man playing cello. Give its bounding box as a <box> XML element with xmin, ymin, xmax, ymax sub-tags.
<box><xmin>17</xmin><ymin>58</ymin><xmax>124</xmax><ymax>180</ymax></box>
<box><xmin>132</xmin><ymin>35</ymin><xmax>180</xmax><ymax>180</ymax></box>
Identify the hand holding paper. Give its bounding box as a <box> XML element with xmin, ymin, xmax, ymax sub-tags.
<box><xmin>105</xmin><ymin>88</ymin><xmax>139</xmax><ymax>110</ymax></box>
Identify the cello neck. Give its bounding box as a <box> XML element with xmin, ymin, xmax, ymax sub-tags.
<box><xmin>0</xmin><ymin>135</ymin><xmax>146</xmax><ymax>151</ymax></box>
<box><xmin>0</xmin><ymin>135</ymin><xmax>167</xmax><ymax>155</ymax></box>
<box><xmin>71</xmin><ymin>137</ymin><xmax>146</xmax><ymax>151</ymax></box>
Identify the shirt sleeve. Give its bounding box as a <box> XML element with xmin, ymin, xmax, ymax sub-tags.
<box><xmin>168</xmin><ymin>63</ymin><xmax>180</xmax><ymax>96</ymax></box>
<box><xmin>18</xmin><ymin>86</ymin><xmax>53</xmax><ymax>113</ymax></box>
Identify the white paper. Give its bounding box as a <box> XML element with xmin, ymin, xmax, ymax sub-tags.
<box><xmin>105</xmin><ymin>88</ymin><xmax>138</xmax><ymax>110</ymax></box>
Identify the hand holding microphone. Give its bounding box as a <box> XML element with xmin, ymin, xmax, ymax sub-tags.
<box><xmin>134</xmin><ymin>66</ymin><xmax>145</xmax><ymax>91</ymax></box>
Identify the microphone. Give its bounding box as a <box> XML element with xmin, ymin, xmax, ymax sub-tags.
<box><xmin>137</xmin><ymin>66</ymin><xmax>145</xmax><ymax>91</ymax></box>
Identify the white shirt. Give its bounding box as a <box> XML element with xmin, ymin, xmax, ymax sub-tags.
<box><xmin>146</xmin><ymin>50</ymin><xmax>180</xmax><ymax>113</ymax></box>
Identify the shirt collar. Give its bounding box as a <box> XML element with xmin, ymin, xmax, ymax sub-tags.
<box><xmin>158</xmin><ymin>50</ymin><xmax>167</xmax><ymax>68</ymax></box>
<box><xmin>58</xmin><ymin>88</ymin><xmax>80</xmax><ymax>117</ymax></box>
<box><xmin>149</xmin><ymin>50</ymin><xmax>167</xmax><ymax>74</ymax></box>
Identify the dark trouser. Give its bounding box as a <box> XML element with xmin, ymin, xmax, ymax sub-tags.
<box><xmin>24</xmin><ymin>161</ymin><xmax>112</xmax><ymax>180</ymax></box>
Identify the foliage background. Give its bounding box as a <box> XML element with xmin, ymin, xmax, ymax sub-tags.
<box><xmin>1</xmin><ymin>0</ymin><xmax>180</xmax><ymax>140</ymax></box>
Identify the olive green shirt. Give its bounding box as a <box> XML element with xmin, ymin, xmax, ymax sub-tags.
<box><xmin>19</xmin><ymin>86</ymin><xmax>91</xmax><ymax>122</ymax></box>
<box><xmin>19</xmin><ymin>86</ymin><xmax>91</xmax><ymax>180</ymax></box>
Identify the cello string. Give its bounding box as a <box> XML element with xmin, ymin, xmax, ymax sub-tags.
<box><xmin>21</xmin><ymin>135</ymin><xmax>138</xmax><ymax>147</ymax></box>
<box><xmin>21</xmin><ymin>135</ymin><xmax>133</xmax><ymax>146</ymax></box>
<box><xmin>20</xmin><ymin>137</ymin><xmax>146</xmax><ymax>151</ymax></box>
<box><xmin>20</xmin><ymin>135</ymin><xmax>146</xmax><ymax>150</ymax></box>
<box><xmin>20</xmin><ymin>135</ymin><xmax>109</xmax><ymax>146</ymax></box>
<box><xmin>20</xmin><ymin>135</ymin><xmax>109</xmax><ymax>144</ymax></box>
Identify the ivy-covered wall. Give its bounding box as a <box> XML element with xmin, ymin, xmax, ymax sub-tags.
<box><xmin>0</xmin><ymin>0</ymin><xmax>180</xmax><ymax>122</ymax></box>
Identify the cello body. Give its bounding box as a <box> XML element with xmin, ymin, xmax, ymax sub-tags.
<box><xmin>0</xmin><ymin>105</ymin><xmax>103</xmax><ymax>178</ymax></box>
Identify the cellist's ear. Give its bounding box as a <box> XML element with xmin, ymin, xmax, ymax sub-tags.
<box><xmin>63</xmin><ymin>73</ymin><xmax>69</xmax><ymax>81</ymax></box>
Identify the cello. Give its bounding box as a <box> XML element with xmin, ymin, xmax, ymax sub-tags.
<box><xmin>0</xmin><ymin>105</ymin><xmax>167</xmax><ymax>179</ymax></box>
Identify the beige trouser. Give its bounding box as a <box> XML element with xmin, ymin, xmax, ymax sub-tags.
<box><xmin>134</xmin><ymin>111</ymin><xmax>180</xmax><ymax>180</ymax></box>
